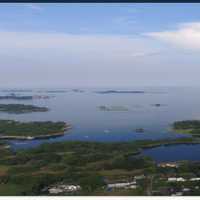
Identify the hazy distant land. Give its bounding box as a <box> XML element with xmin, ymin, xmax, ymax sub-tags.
<box><xmin>0</xmin><ymin>104</ymin><xmax>49</xmax><ymax>114</ymax></box>
<box><xmin>96</xmin><ymin>90</ymin><xmax>145</xmax><ymax>94</ymax></box>
<box><xmin>0</xmin><ymin>94</ymin><xmax>50</xmax><ymax>100</ymax></box>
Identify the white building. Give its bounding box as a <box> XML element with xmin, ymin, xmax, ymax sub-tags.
<box><xmin>190</xmin><ymin>177</ymin><xmax>200</xmax><ymax>181</ymax></box>
<box><xmin>48</xmin><ymin>184</ymin><xmax>81</xmax><ymax>194</ymax></box>
<box><xmin>168</xmin><ymin>177</ymin><xmax>186</xmax><ymax>182</ymax></box>
<box><xmin>177</xmin><ymin>177</ymin><xmax>186</xmax><ymax>182</ymax></box>
<box><xmin>182</xmin><ymin>188</ymin><xmax>191</xmax><ymax>192</ymax></box>
<box><xmin>108</xmin><ymin>181</ymin><xmax>137</xmax><ymax>189</ymax></box>
<box><xmin>168</xmin><ymin>177</ymin><xmax>177</xmax><ymax>182</ymax></box>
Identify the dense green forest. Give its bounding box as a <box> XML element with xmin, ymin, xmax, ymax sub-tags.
<box><xmin>0</xmin><ymin>137</ymin><xmax>197</xmax><ymax>195</ymax></box>
<box><xmin>0</xmin><ymin>120</ymin><xmax>67</xmax><ymax>137</ymax></box>
<box><xmin>173</xmin><ymin>120</ymin><xmax>200</xmax><ymax>136</ymax></box>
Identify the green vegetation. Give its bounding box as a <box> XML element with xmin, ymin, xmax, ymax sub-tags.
<box><xmin>0</xmin><ymin>120</ymin><xmax>68</xmax><ymax>137</ymax></box>
<box><xmin>0</xmin><ymin>137</ymin><xmax>198</xmax><ymax>195</ymax></box>
<box><xmin>0</xmin><ymin>104</ymin><xmax>48</xmax><ymax>114</ymax></box>
<box><xmin>173</xmin><ymin>120</ymin><xmax>200</xmax><ymax>136</ymax></box>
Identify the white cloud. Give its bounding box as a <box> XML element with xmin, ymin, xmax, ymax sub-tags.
<box><xmin>0</xmin><ymin>29</ymin><xmax>199</xmax><ymax>87</ymax></box>
<box><xmin>0</xmin><ymin>31</ymin><xmax>163</xmax><ymax>87</ymax></box>
<box><xmin>145</xmin><ymin>22</ymin><xmax>200</xmax><ymax>50</ymax></box>
<box><xmin>0</xmin><ymin>31</ymin><xmax>159</xmax><ymax>57</ymax></box>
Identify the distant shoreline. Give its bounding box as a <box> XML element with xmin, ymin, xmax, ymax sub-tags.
<box><xmin>96</xmin><ymin>90</ymin><xmax>145</xmax><ymax>94</ymax></box>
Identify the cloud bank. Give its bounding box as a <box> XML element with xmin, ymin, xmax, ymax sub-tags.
<box><xmin>146</xmin><ymin>22</ymin><xmax>200</xmax><ymax>50</ymax></box>
<box><xmin>1</xmin><ymin>22</ymin><xmax>200</xmax><ymax>88</ymax></box>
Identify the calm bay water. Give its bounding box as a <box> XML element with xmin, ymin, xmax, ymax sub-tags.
<box><xmin>0</xmin><ymin>86</ymin><xmax>200</xmax><ymax>161</ymax></box>
<box><xmin>143</xmin><ymin>144</ymin><xmax>200</xmax><ymax>163</ymax></box>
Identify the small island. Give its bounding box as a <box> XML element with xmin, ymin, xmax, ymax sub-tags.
<box><xmin>0</xmin><ymin>120</ymin><xmax>71</xmax><ymax>140</ymax></box>
<box><xmin>43</xmin><ymin>90</ymin><xmax>67</xmax><ymax>93</ymax></box>
<box><xmin>72</xmin><ymin>89</ymin><xmax>84</xmax><ymax>93</ymax></box>
<box><xmin>0</xmin><ymin>104</ymin><xmax>49</xmax><ymax>114</ymax></box>
<box><xmin>0</xmin><ymin>94</ymin><xmax>50</xmax><ymax>100</ymax></box>
<box><xmin>96</xmin><ymin>90</ymin><xmax>145</xmax><ymax>94</ymax></box>
<box><xmin>98</xmin><ymin>105</ymin><xmax>129</xmax><ymax>111</ymax></box>
<box><xmin>172</xmin><ymin>120</ymin><xmax>200</xmax><ymax>136</ymax></box>
<box><xmin>151</xmin><ymin>103</ymin><xmax>166</xmax><ymax>107</ymax></box>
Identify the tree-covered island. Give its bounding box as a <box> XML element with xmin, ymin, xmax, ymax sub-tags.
<box><xmin>0</xmin><ymin>120</ymin><xmax>70</xmax><ymax>139</ymax></box>
<box><xmin>172</xmin><ymin>120</ymin><xmax>200</xmax><ymax>137</ymax></box>
<box><xmin>0</xmin><ymin>104</ymin><xmax>48</xmax><ymax>114</ymax></box>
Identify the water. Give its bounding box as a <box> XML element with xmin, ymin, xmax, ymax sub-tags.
<box><xmin>143</xmin><ymin>144</ymin><xmax>200</xmax><ymax>163</ymax></box>
<box><xmin>0</xmin><ymin>86</ymin><xmax>199</xmax><ymax>151</ymax></box>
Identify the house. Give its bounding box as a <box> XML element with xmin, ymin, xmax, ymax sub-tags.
<box><xmin>177</xmin><ymin>177</ymin><xmax>186</xmax><ymax>182</ymax></box>
<box><xmin>190</xmin><ymin>177</ymin><xmax>200</xmax><ymax>181</ymax></box>
<box><xmin>158</xmin><ymin>162</ymin><xmax>179</xmax><ymax>168</ymax></box>
<box><xmin>168</xmin><ymin>177</ymin><xmax>177</xmax><ymax>182</ymax></box>
<box><xmin>182</xmin><ymin>188</ymin><xmax>191</xmax><ymax>192</ymax></box>
<box><xmin>167</xmin><ymin>177</ymin><xmax>186</xmax><ymax>182</ymax></box>
<box><xmin>48</xmin><ymin>184</ymin><xmax>81</xmax><ymax>194</ymax></box>
<box><xmin>49</xmin><ymin>188</ymin><xmax>63</xmax><ymax>194</ymax></box>
<box><xmin>107</xmin><ymin>181</ymin><xmax>137</xmax><ymax>189</ymax></box>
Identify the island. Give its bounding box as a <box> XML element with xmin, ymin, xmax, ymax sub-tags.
<box><xmin>0</xmin><ymin>104</ymin><xmax>49</xmax><ymax>114</ymax></box>
<box><xmin>0</xmin><ymin>94</ymin><xmax>50</xmax><ymax>100</ymax></box>
<box><xmin>0</xmin><ymin>94</ymin><xmax>33</xmax><ymax>100</ymax></box>
<box><xmin>43</xmin><ymin>90</ymin><xmax>67</xmax><ymax>93</ymax></box>
<box><xmin>1</xmin><ymin>89</ymin><xmax>32</xmax><ymax>93</ymax></box>
<box><xmin>98</xmin><ymin>105</ymin><xmax>129</xmax><ymax>111</ymax></box>
<box><xmin>172</xmin><ymin>120</ymin><xmax>200</xmax><ymax>136</ymax></box>
<box><xmin>72</xmin><ymin>89</ymin><xmax>84</xmax><ymax>93</ymax></box>
<box><xmin>0</xmin><ymin>120</ymin><xmax>71</xmax><ymax>140</ymax></box>
<box><xmin>151</xmin><ymin>104</ymin><xmax>166</xmax><ymax>107</ymax></box>
<box><xmin>96</xmin><ymin>90</ymin><xmax>145</xmax><ymax>94</ymax></box>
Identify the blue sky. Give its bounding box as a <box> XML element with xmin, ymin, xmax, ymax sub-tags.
<box><xmin>0</xmin><ymin>4</ymin><xmax>200</xmax><ymax>88</ymax></box>
<box><xmin>0</xmin><ymin>4</ymin><xmax>200</xmax><ymax>34</ymax></box>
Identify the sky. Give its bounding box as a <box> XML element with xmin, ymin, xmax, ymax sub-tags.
<box><xmin>1</xmin><ymin>3</ymin><xmax>200</xmax><ymax>88</ymax></box>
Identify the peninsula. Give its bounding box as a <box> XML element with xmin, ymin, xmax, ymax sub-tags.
<box><xmin>0</xmin><ymin>137</ymin><xmax>199</xmax><ymax>195</ymax></box>
<box><xmin>172</xmin><ymin>120</ymin><xmax>200</xmax><ymax>137</ymax></box>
